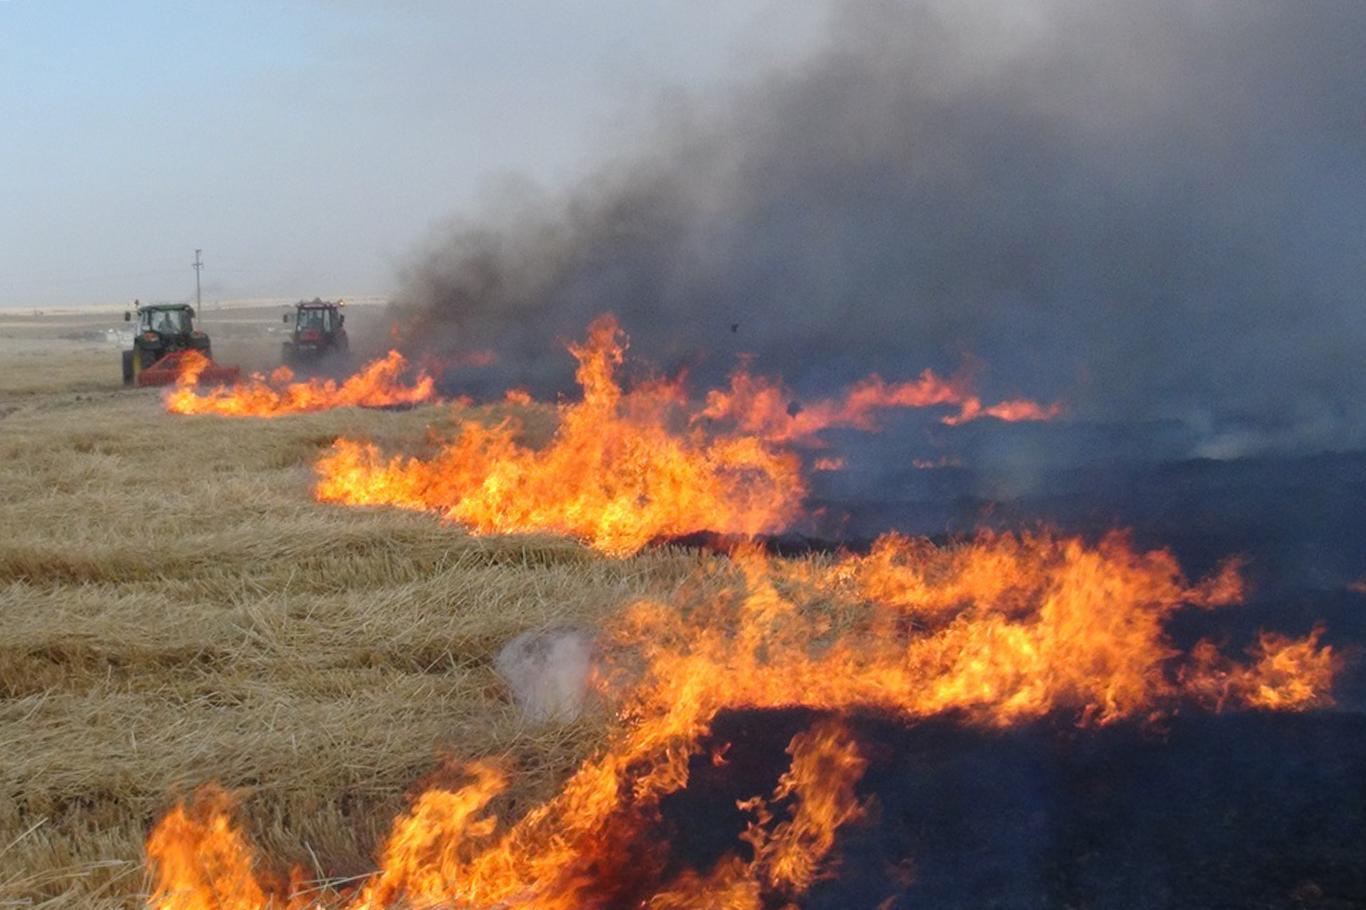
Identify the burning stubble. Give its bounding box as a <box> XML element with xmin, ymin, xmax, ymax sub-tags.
<box><xmin>311</xmin><ymin>315</ymin><xmax>1057</xmax><ymax>556</ymax></box>
<box><xmin>165</xmin><ymin>350</ymin><xmax>438</xmax><ymax>416</ymax></box>
<box><xmin>143</xmin><ymin>532</ymin><xmax>1337</xmax><ymax>909</ymax></box>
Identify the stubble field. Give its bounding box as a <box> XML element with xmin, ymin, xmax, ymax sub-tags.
<box><xmin>0</xmin><ymin>320</ymin><xmax>698</xmax><ymax>908</ymax></box>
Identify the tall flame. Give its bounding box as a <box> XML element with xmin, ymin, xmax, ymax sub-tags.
<box><xmin>145</xmin><ymin>785</ymin><xmax>279</xmax><ymax>910</ymax></box>
<box><xmin>165</xmin><ymin>351</ymin><xmax>436</xmax><ymax>416</ymax></box>
<box><xmin>144</xmin><ymin>530</ymin><xmax>1336</xmax><ymax>909</ymax></box>
<box><xmin>315</xmin><ymin>316</ymin><xmax>806</xmax><ymax>556</ymax></box>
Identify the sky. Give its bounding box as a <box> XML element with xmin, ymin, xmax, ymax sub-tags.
<box><xmin>0</xmin><ymin>1</ymin><xmax>826</xmax><ymax>309</ymax></box>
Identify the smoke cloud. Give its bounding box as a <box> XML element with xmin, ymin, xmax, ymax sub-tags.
<box><xmin>394</xmin><ymin>0</ymin><xmax>1366</xmax><ymax>452</ymax></box>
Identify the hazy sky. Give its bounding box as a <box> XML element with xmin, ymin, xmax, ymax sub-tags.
<box><xmin>0</xmin><ymin>1</ymin><xmax>825</xmax><ymax>308</ymax></box>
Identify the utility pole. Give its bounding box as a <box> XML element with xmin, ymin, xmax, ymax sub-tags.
<box><xmin>192</xmin><ymin>249</ymin><xmax>204</xmax><ymax>311</ymax></box>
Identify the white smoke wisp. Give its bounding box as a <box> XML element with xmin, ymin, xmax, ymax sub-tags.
<box><xmin>495</xmin><ymin>628</ymin><xmax>599</xmax><ymax>724</ymax></box>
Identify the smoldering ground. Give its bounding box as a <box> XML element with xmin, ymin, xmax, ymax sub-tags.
<box><xmin>391</xmin><ymin>0</ymin><xmax>1366</xmax><ymax>455</ymax></box>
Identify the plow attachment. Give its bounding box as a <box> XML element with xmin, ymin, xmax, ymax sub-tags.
<box><xmin>136</xmin><ymin>350</ymin><xmax>241</xmax><ymax>388</ymax></box>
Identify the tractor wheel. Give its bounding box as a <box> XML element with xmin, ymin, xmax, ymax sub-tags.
<box><xmin>137</xmin><ymin>348</ymin><xmax>160</xmax><ymax>372</ymax></box>
<box><xmin>122</xmin><ymin>351</ymin><xmax>134</xmax><ymax>386</ymax></box>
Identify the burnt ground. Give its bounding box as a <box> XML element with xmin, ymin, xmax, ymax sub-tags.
<box><xmin>822</xmin><ymin>445</ymin><xmax>1366</xmax><ymax>713</ymax></box>
<box><xmin>656</xmin><ymin>708</ymin><xmax>1366</xmax><ymax>910</ymax></box>
<box><xmin>650</xmin><ymin>444</ymin><xmax>1366</xmax><ymax>908</ymax></box>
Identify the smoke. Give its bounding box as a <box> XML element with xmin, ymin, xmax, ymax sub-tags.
<box><xmin>495</xmin><ymin>628</ymin><xmax>598</xmax><ymax>724</ymax></box>
<box><xmin>394</xmin><ymin>0</ymin><xmax>1366</xmax><ymax>452</ymax></box>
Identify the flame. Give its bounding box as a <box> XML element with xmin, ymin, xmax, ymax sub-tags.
<box><xmin>315</xmin><ymin>316</ymin><xmax>806</xmax><ymax>557</ymax></box>
<box><xmin>699</xmin><ymin>369</ymin><xmax>1061</xmax><ymax>444</ymax></box>
<box><xmin>312</xmin><ymin>316</ymin><xmax>1063</xmax><ymax>556</ymax></box>
<box><xmin>648</xmin><ymin>718</ymin><xmax>867</xmax><ymax>907</ymax></box>
<box><xmin>145</xmin><ymin>785</ymin><xmax>281</xmax><ymax>910</ymax></box>
<box><xmin>166</xmin><ymin>349</ymin><xmax>214</xmax><ymax>385</ymax></box>
<box><xmin>144</xmin><ymin>530</ymin><xmax>1336</xmax><ymax>909</ymax></box>
<box><xmin>1184</xmin><ymin>626</ymin><xmax>1340</xmax><ymax>712</ymax></box>
<box><xmin>165</xmin><ymin>351</ymin><xmax>437</xmax><ymax>417</ymax></box>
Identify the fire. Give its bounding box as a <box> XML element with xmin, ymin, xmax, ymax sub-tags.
<box><xmin>144</xmin><ymin>530</ymin><xmax>1337</xmax><ymax>909</ymax></box>
<box><xmin>145</xmin><ymin>785</ymin><xmax>281</xmax><ymax>910</ymax></box>
<box><xmin>164</xmin><ymin>350</ymin><xmax>437</xmax><ymax>416</ymax></box>
<box><xmin>313</xmin><ymin>316</ymin><xmax>1062</xmax><ymax>556</ymax></box>
<box><xmin>1184</xmin><ymin>627</ymin><xmax>1339</xmax><ymax>712</ymax></box>
<box><xmin>315</xmin><ymin>316</ymin><xmax>806</xmax><ymax>557</ymax></box>
<box><xmin>145</xmin><ymin>316</ymin><xmax>1336</xmax><ymax>908</ymax></box>
<box><xmin>647</xmin><ymin>719</ymin><xmax>867</xmax><ymax>907</ymax></box>
<box><xmin>699</xmin><ymin>368</ymin><xmax>1061</xmax><ymax>444</ymax></box>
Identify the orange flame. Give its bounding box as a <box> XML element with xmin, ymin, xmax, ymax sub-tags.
<box><xmin>145</xmin><ymin>785</ymin><xmax>279</xmax><ymax>910</ymax></box>
<box><xmin>315</xmin><ymin>316</ymin><xmax>806</xmax><ymax>556</ymax></box>
<box><xmin>1184</xmin><ymin>626</ymin><xmax>1340</xmax><ymax>712</ymax></box>
<box><xmin>144</xmin><ymin>531</ymin><xmax>1336</xmax><ymax>909</ymax></box>
<box><xmin>699</xmin><ymin>369</ymin><xmax>1061</xmax><ymax>444</ymax></box>
<box><xmin>165</xmin><ymin>351</ymin><xmax>437</xmax><ymax>417</ymax></box>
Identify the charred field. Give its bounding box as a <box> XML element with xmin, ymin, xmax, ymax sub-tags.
<box><xmin>1</xmin><ymin>338</ymin><xmax>1363</xmax><ymax>910</ymax></box>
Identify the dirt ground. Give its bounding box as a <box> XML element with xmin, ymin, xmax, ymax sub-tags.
<box><xmin>0</xmin><ymin>308</ymin><xmax>695</xmax><ymax>907</ymax></box>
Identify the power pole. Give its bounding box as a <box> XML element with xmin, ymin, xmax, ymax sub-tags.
<box><xmin>192</xmin><ymin>249</ymin><xmax>204</xmax><ymax>311</ymax></box>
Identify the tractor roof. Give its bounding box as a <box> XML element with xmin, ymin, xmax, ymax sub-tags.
<box><xmin>141</xmin><ymin>303</ymin><xmax>193</xmax><ymax>312</ymax></box>
<box><xmin>296</xmin><ymin>298</ymin><xmax>339</xmax><ymax>309</ymax></box>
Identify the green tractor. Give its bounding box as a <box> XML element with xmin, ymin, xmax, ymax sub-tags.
<box><xmin>121</xmin><ymin>301</ymin><xmax>239</xmax><ymax>387</ymax></box>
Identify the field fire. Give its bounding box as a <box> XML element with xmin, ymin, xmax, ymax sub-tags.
<box><xmin>144</xmin><ymin>532</ymin><xmax>1337</xmax><ymax>909</ymax></box>
<box><xmin>164</xmin><ymin>350</ymin><xmax>437</xmax><ymax>416</ymax></box>
<box><xmin>6</xmin><ymin>2</ymin><xmax>1366</xmax><ymax>909</ymax></box>
<box><xmin>312</xmin><ymin>316</ymin><xmax>1058</xmax><ymax>556</ymax></box>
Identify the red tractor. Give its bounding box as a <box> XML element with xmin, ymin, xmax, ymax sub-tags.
<box><xmin>281</xmin><ymin>299</ymin><xmax>348</xmax><ymax>365</ymax></box>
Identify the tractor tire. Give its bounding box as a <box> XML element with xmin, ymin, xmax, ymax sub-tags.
<box><xmin>281</xmin><ymin>343</ymin><xmax>294</xmax><ymax>366</ymax></box>
<box><xmin>122</xmin><ymin>351</ymin><xmax>134</xmax><ymax>386</ymax></box>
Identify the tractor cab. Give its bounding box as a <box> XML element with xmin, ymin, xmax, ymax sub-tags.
<box><xmin>138</xmin><ymin>306</ymin><xmax>194</xmax><ymax>336</ymax></box>
<box><xmin>282</xmin><ymin>298</ymin><xmax>348</xmax><ymax>363</ymax></box>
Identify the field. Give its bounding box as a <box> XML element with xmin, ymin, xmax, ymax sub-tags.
<box><xmin>3</xmin><ymin>308</ymin><xmax>1361</xmax><ymax>909</ymax></box>
<box><xmin>0</xmin><ymin>310</ymin><xmax>702</xmax><ymax>908</ymax></box>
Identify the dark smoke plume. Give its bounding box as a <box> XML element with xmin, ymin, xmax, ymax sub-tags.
<box><xmin>393</xmin><ymin>0</ymin><xmax>1366</xmax><ymax>454</ymax></box>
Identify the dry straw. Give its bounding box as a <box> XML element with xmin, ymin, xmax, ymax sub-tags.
<box><xmin>0</xmin><ymin>359</ymin><xmax>710</xmax><ymax>908</ymax></box>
